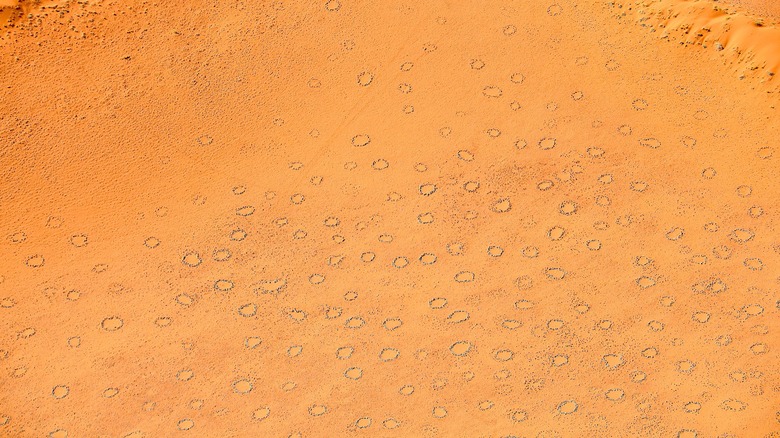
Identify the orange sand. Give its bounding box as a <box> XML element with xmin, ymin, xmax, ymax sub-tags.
<box><xmin>1</xmin><ymin>0</ymin><xmax>779</xmax><ymax>437</ymax></box>
<box><xmin>722</xmin><ymin>0</ymin><xmax>780</xmax><ymax>22</ymax></box>
<box><xmin>618</xmin><ymin>0</ymin><xmax>780</xmax><ymax>80</ymax></box>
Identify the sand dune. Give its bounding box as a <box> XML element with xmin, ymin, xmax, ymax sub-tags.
<box><xmin>1</xmin><ymin>0</ymin><xmax>778</xmax><ymax>437</ymax></box>
<box><xmin>616</xmin><ymin>0</ymin><xmax>780</xmax><ymax>84</ymax></box>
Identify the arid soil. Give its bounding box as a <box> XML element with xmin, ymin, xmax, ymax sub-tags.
<box><xmin>1</xmin><ymin>0</ymin><xmax>778</xmax><ymax>437</ymax></box>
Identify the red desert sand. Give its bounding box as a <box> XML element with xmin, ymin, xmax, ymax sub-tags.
<box><xmin>1</xmin><ymin>0</ymin><xmax>778</xmax><ymax>436</ymax></box>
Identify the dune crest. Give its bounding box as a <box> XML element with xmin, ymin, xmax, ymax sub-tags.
<box><xmin>616</xmin><ymin>0</ymin><xmax>780</xmax><ymax>88</ymax></box>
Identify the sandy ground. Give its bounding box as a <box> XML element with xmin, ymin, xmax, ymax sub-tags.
<box><xmin>722</xmin><ymin>0</ymin><xmax>780</xmax><ymax>21</ymax></box>
<box><xmin>1</xmin><ymin>0</ymin><xmax>779</xmax><ymax>437</ymax></box>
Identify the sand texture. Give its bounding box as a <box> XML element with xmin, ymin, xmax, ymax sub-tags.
<box><xmin>1</xmin><ymin>0</ymin><xmax>779</xmax><ymax>437</ymax></box>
